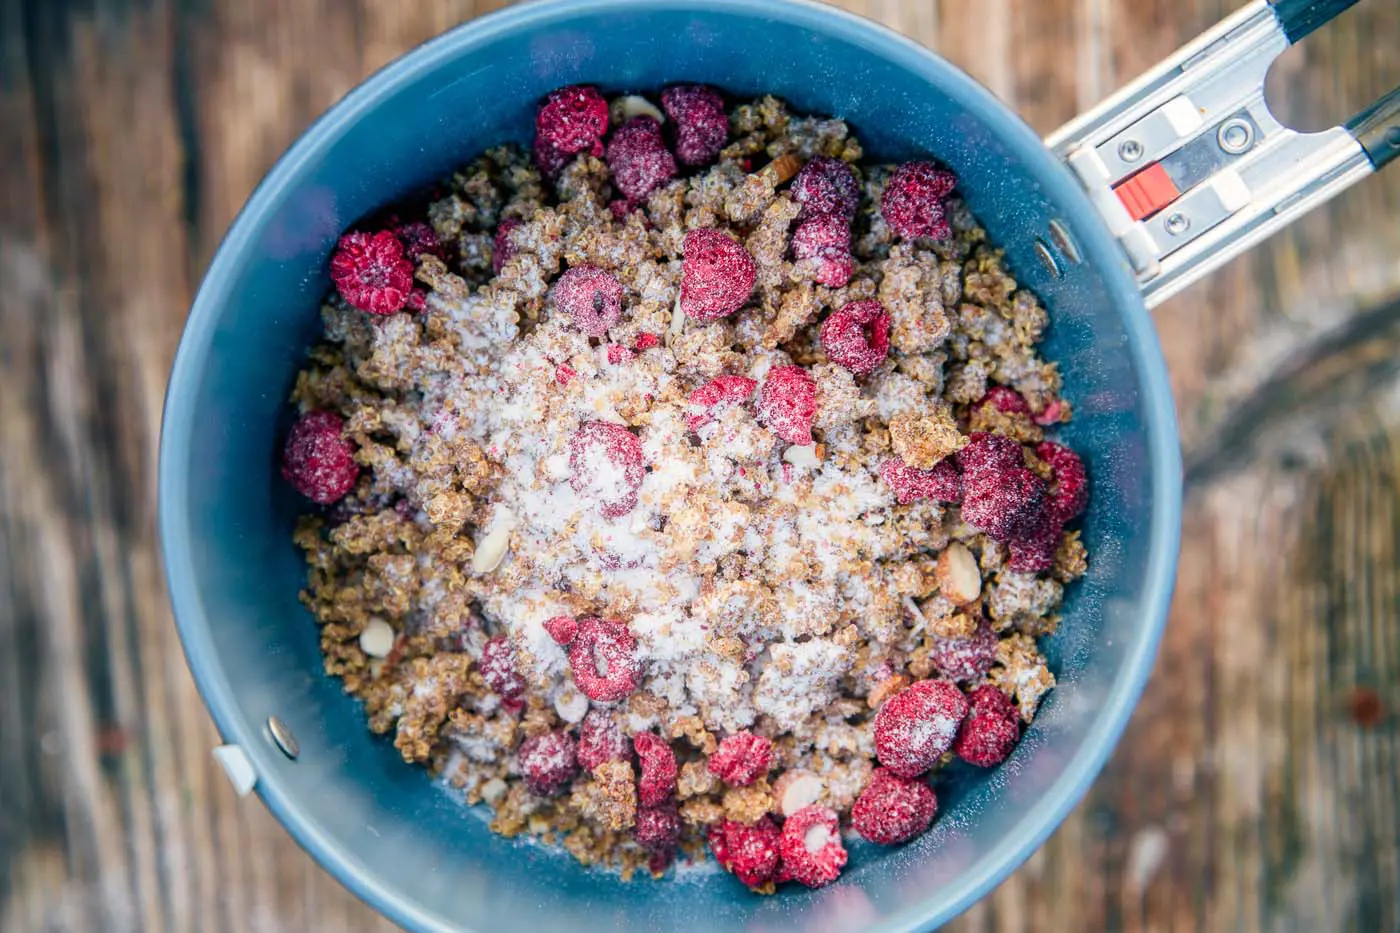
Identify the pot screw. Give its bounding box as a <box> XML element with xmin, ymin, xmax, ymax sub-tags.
<box><xmin>1118</xmin><ymin>139</ymin><xmax>1144</xmax><ymax>162</ymax></box>
<box><xmin>1164</xmin><ymin>212</ymin><xmax>1191</xmax><ymax>236</ymax></box>
<box><xmin>1217</xmin><ymin>118</ymin><xmax>1255</xmax><ymax>155</ymax></box>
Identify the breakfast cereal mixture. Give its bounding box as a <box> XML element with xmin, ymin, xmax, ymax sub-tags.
<box><xmin>283</xmin><ymin>85</ymin><xmax>1089</xmax><ymax>891</ymax></box>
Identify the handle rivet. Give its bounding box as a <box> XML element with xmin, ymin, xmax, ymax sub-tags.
<box><xmin>1217</xmin><ymin>118</ymin><xmax>1255</xmax><ymax>155</ymax></box>
<box><xmin>1118</xmin><ymin>139</ymin><xmax>1145</xmax><ymax>162</ymax></box>
<box><xmin>1164</xmin><ymin>212</ymin><xmax>1191</xmax><ymax>236</ymax></box>
<box><xmin>1033</xmin><ymin>239</ymin><xmax>1062</xmax><ymax>278</ymax></box>
<box><xmin>267</xmin><ymin>716</ymin><xmax>300</xmax><ymax>760</ymax></box>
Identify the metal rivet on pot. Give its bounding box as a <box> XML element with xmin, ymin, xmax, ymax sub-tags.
<box><xmin>1033</xmin><ymin>239</ymin><xmax>1061</xmax><ymax>277</ymax></box>
<box><xmin>267</xmin><ymin>716</ymin><xmax>299</xmax><ymax>760</ymax></box>
<box><xmin>1118</xmin><ymin>139</ymin><xmax>1144</xmax><ymax>162</ymax></box>
<box><xmin>1047</xmin><ymin>219</ymin><xmax>1082</xmax><ymax>265</ymax></box>
<box><xmin>1217</xmin><ymin>118</ymin><xmax>1254</xmax><ymax>155</ymax></box>
<box><xmin>1164</xmin><ymin>212</ymin><xmax>1191</xmax><ymax>236</ymax></box>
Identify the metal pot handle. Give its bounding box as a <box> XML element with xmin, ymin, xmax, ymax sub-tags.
<box><xmin>1047</xmin><ymin>0</ymin><xmax>1399</xmax><ymax>308</ymax></box>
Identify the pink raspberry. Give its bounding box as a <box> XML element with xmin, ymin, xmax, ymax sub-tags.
<box><xmin>707</xmin><ymin>731</ymin><xmax>773</xmax><ymax>786</ymax></box>
<box><xmin>1034</xmin><ymin>398</ymin><xmax>1069</xmax><ymax>426</ymax></box>
<box><xmin>392</xmin><ymin>221</ymin><xmax>446</xmax><ymax>263</ymax></box>
<box><xmin>851</xmin><ymin>768</ymin><xmax>938</xmax><ymax>845</ymax></box>
<box><xmin>1007</xmin><ymin>516</ymin><xmax>1060</xmax><ymax>573</ymax></box>
<box><xmin>535</xmin><ymin>85</ymin><xmax>608</xmax><ymax>173</ymax></box>
<box><xmin>633</xmin><ymin>732</ymin><xmax>678</xmax><ymax>806</ymax></box>
<box><xmin>552</xmin><ymin>266</ymin><xmax>624</xmax><ymax>337</ymax></box>
<box><xmin>517</xmin><ymin>730</ymin><xmax>579</xmax><ymax>797</ymax></box>
<box><xmin>680</xmin><ymin>228</ymin><xmax>756</xmax><ymax>321</ymax></box>
<box><xmin>543</xmin><ymin>615</ymin><xmax>577</xmax><ymax>645</ymax></box>
<box><xmin>791</xmin><ymin>156</ymin><xmax>861</xmax><ymax>220</ymax></box>
<box><xmin>479</xmin><ymin>636</ymin><xmax>525</xmax><ymax>709</ymax></box>
<box><xmin>957</xmin><ymin>432</ymin><xmax>1025</xmax><ymax>474</ymax></box>
<box><xmin>881</xmin><ymin>161</ymin><xmax>958</xmax><ymax>240</ymax></box>
<box><xmin>962</xmin><ymin>464</ymin><xmax>1046</xmax><ymax>542</ymax></box>
<box><xmin>1035</xmin><ymin>441</ymin><xmax>1089</xmax><ymax>525</ymax></box>
<box><xmin>880</xmin><ymin>458</ymin><xmax>962</xmax><ymax>505</ymax></box>
<box><xmin>954</xmin><ymin>685</ymin><xmax>1021</xmax><ymax>767</ymax></box>
<box><xmin>929</xmin><ymin>622</ymin><xmax>998</xmax><ymax>683</ymax></box>
<box><xmin>492</xmin><ymin>217</ymin><xmax>522</xmax><ymax>275</ymax></box>
<box><xmin>820</xmin><ymin>299</ymin><xmax>890</xmax><ymax>375</ymax></box>
<box><xmin>606</xmin><ymin>343</ymin><xmax>635</xmax><ymax>365</ymax></box>
<box><xmin>568</xmin><ymin>421</ymin><xmax>644</xmax><ymax>519</ymax></box>
<box><xmin>577</xmin><ymin>709</ymin><xmax>631</xmax><ymax>771</ymax></box>
<box><xmin>709</xmin><ymin>817</ymin><xmax>781</xmax><ymax>888</ymax></box>
<box><xmin>281</xmin><ymin>410</ymin><xmax>359</xmax><ymax>504</ymax></box>
<box><xmin>661</xmin><ymin>85</ymin><xmax>728</xmax><ymax>166</ymax></box>
<box><xmin>685</xmin><ymin>374</ymin><xmax>757</xmax><ymax>432</ymax></box>
<box><xmin>568</xmin><ymin>617</ymin><xmax>640</xmax><ymax>702</ymax></box>
<box><xmin>977</xmin><ymin>386</ymin><xmax>1030</xmax><ymax>415</ymax></box>
<box><xmin>791</xmin><ymin>213</ymin><xmax>854</xmax><ymax>288</ymax></box>
<box><xmin>555</xmin><ymin>364</ymin><xmax>577</xmax><ymax>386</ymax></box>
<box><xmin>606</xmin><ymin>116</ymin><xmax>677</xmax><ymax>201</ymax></box>
<box><xmin>635</xmin><ymin>802</ymin><xmax>682</xmax><ymax>853</ymax></box>
<box><xmin>757</xmin><ymin>365</ymin><xmax>818</xmax><ymax>445</ymax></box>
<box><xmin>777</xmin><ymin>806</ymin><xmax>847</xmax><ymax>889</ymax></box>
<box><xmin>329</xmin><ymin>230</ymin><xmax>415</xmax><ymax>315</ymax></box>
<box><xmin>873</xmin><ymin>679</ymin><xmax>969</xmax><ymax>778</ymax></box>
<box><xmin>634</xmin><ymin>332</ymin><xmax>660</xmax><ymax>351</ymax></box>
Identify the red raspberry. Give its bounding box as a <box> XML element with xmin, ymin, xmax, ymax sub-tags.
<box><xmin>555</xmin><ymin>364</ymin><xmax>577</xmax><ymax>386</ymax></box>
<box><xmin>709</xmin><ymin>817</ymin><xmax>781</xmax><ymax>888</ymax></box>
<box><xmin>680</xmin><ymin>228</ymin><xmax>756</xmax><ymax>321</ymax></box>
<box><xmin>634</xmin><ymin>332</ymin><xmax>660</xmax><ymax>351</ymax></box>
<box><xmin>392</xmin><ymin>221</ymin><xmax>446</xmax><ymax>263</ymax></box>
<box><xmin>777</xmin><ymin>806</ymin><xmax>847</xmax><ymax>889</ymax></box>
<box><xmin>685</xmin><ymin>374</ymin><xmax>757</xmax><ymax>432</ymax></box>
<box><xmin>1007</xmin><ymin>515</ymin><xmax>1060</xmax><ymax>573</ymax></box>
<box><xmin>820</xmin><ymin>299</ymin><xmax>890</xmax><ymax>375</ymax></box>
<box><xmin>873</xmin><ymin>679</ymin><xmax>969</xmax><ymax>778</ymax></box>
<box><xmin>568</xmin><ymin>421</ymin><xmax>644</xmax><ymax>519</ymax></box>
<box><xmin>881</xmin><ymin>161</ymin><xmax>958</xmax><ymax>240</ymax></box>
<box><xmin>954</xmin><ymin>685</ymin><xmax>1021</xmax><ymax>767</ymax></box>
<box><xmin>609</xmin><ymin>198</ymin><xmax>638</xmax><ymax>221</ymax></box>
<box><xmin>661</xmin><ymin>85</ymin><xmax>728</xmax><ymax>166</ymax></box>
<box><xmin>543</xmin><ymin>615</ymin><xmax>577</xmax><ymax>645</ymax></box>
<box><xmin>708</xmin><ymin>731</ymin><xmax>773</xmax><ymax>786</ymax></box>
<box><xmin>977</xmin><ymin>386</ymin><xmax>1030</xmax><ymax>415</ymax></box>
<box><xmin>633</xmin><ymin>731</ymin><xmax>678</xmax><ymax>806</ymax></box>
<box><xmin>962</xmin><ymin>464</ymin><xmax>1046</xmax><ymax>542</ymax></box>
<box><xmin>791</xmin><ymin>214</ymin><xmax>854</xmax><ymax>288</ymax></box>
<box><xmin>756</xmin><ymin>365</ymin><xmax>818</xmax><ymax>445</ymax></box>
<box><xmin>479</xmin><ymin>636</ymin><xmax>525</xmax><ymax>708</ymax></box>
<box><xmin>606</xmin><ymin>343</ymin><xmax>635</xmax><ymax>365</ymax></box>
<box><xmin>553</xmin><ymin>266</ymin><xmax>624</xmax><ymax>337</ymax></box>
<box><xmin>790</xmin><ymin>156</ymin><xmax>861</xmax><ymax>220</ymax></box>
<box><xmin>492</xmin><ymin>217</ymin><xmax>522</xmax><ymax>275</ymax></box>
<box><xmin>281</xmin><ymin>410</ymin><xmax>359</xmax><ymax>504</ymax></box>
<box><xmin>577</xmin><ymin>709</ymin><xmax>631</xmax><ymax>771</ymax></box>
<box><xmin>880</xmin><ymin>458</ymin><xmax>962</xmax><ymax>505</ymax></box>
<box><xmin>329</xmin><ymin>230</ymin><xmax>415</xmax><ymax>316</ymax></box>
<box><xmin>851</xmin><ymin>768</ymin><xmax>938</xmax><ymax>845</ymax></box>
<box><xmin>568</xmin><ymin>617</ymin><xmax>641</xmax><ymax>702</ymax></box>
<box><xmin>957</xmin><ymin>432</ymin><xmax>1025</xmax><ymax>474</ymax></box>
<box><xmin>517</xmin><ymin>730</ymin><xmax>580</xmax><ymax>797</ymax></box>
<box><xmin>1035</xmin><ymin>441</ymin><xmax>1089</xmax><ymax>525</ymax></box>
<box><xmin>606</xmin><ymin>116</ymin><xmax>677</xmax><ymax>201</ymax></box>
<box><xmin>929</xmin><ymin>622</ymin><xmax>997</xmax><ymax>682</ymax></box>
<box><xmin>535</xmin><ymin>85</ymin><xmax>608</xmax><ymax>173</ymax></box>
<box><xmin>635</xmin><ymin>802</ymin><xmax>681</xmax><ymax>853</ymax></box>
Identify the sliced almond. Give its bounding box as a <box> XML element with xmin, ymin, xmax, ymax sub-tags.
<box><xmin>867</xmin><ymin>673</ymin><xmax>911</xmax><ymax>710</ymax></box>
<box><xmin>935</xmin><ymin>541</ymin><xmax>982</xmax><ymax>605</ymax></box>
<box><xmin>553</xmin><ymin>685</ymin><xmax>589</xmax><ymax>724</ymax></box>
<box><xmin>480</xmin><ymin>777</ymin><xmax>508</xmax><ymax>806</ymax></box>
<box><xmin>773</xmin><ymin>769</ymin><xmax>824</xmax><ymax>817</ymax></box>
<box><xmin>758</xmin><ymin>153</ymin><xmax>803</xmax><ymax>186</ymax></box>
<box><xmin>668</xmin><ymin>290</ymin><xmax>687</xmax><ymax>342</ymax></box>
<box><xmin>782</xmin><ymin>444</ymin><xmax>819</xmax><ymax>468</ymax></box>
<box><xmin>472</xmin><ymin>509</ymin><xmax>517</xmax><ymax>574</ymax></box>
<box><xmin>610</xmin><ymin>94</ymin><xmax>665</xmax><ymax>125</ymax></box>
<box><xmin>359</xmin><ymin>618</ymin><xmax>396</xmax><ymax>659</ymax></box>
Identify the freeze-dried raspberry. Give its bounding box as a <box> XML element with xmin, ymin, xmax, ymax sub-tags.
<box><xmin>954</xmin><ymin>685</ymin><xmax>1021</xmax><ymax>767</ymax></box>
<box><xmin>1035</xmin><ymin>441</ymin><xmax>1089</xmax><ymax>525</ymax></box>
<box><xmin>680</xmin><ymin>228</ymin><xmax>756</xmax><ymax>321</ymax></box>
<box><xmin>756</xmin><ymin>365</ymin><xmax>817</xmax><ymax>445</ymax></box>
<box><xmin>708</xmin><ymin>731</ymin><xmax>773</xmax><ymax>786</ymax></box>
<box><xmin>544</xmin><ymin>615</ymin><xmax>577</xmax><ymax>645</ymax></box>
<box><xmin>777</xmin><ymin>806</ymin><xmax>847</xmax><ymax>888</ymax></box>
<box><xmin>492</xmin><ymin>217</ymin><xmax>522</xmax><ymax>275</ymax></box>
<box><xmin>881</xmin><ymin>161</ymin><xmax>958</xmax><ymax>240</ymax></box>
<box><xmin>391</xmin><ymin>221</ymin><xmax>446</xmax><ymax>264</ymax></box>
<box><xmin>791</xmin><ymin>213</ymin><xmax>854</xmax><ymax>288</ymax></box>
<box><xmin>957</xmin><ymin>432</ymin><xmax>1025</xmax><ymax>474</ymax></box>
<box><xmin>709</xmin><ymin>817</ymin><xmax>781</xmax><ymax>888</ymax></box>
<box><xmin>962</xmin><ymin>464</ymin><xmax>1046</xmax><ymax>542</ymax></box>
<box><xmin>880</xmin><ymin>458</ymin><xmax>962</xmax><ymax>505</ymax></box>
<box><xmin>661</xmin><ymin>85</ymin><xmax>728</xmax><ymax>166</ymax></box>
<box><xmin>517</xmin><ymin>730</ymin><xmax>580</xmax><ymax>797</ymax></box>
<box><xmin>634</xmin><ymin>332</ymin><xmax>660</xmax><ymax>351</ymax></box>
<box><xmin>553</xmin><ymin>266</ymin><xmax>624</xmax><ymax>337</ymax></box>
<box><xmin>479</xmin><ymin>636</ymin><xmax>525</xmax><ymax>708</ymax></box>
<box><xmin>685</xmin><ymin>374</ymin><xmax>757</xmax><ymax>432</ymax></box>
<box><xmin>329</xmin><ymin>230</ymin><xmax>414</xmax><ymax>315</ymax></box>
<box><xmin>1034</xmin><ymin>398</ymin><xmax>1069</xmax><ymax>426</ymax></box>
<box><xmin>606</xmin><ymin>116</ymin><xmax>677</xmax><ymax>201</ymax></box>
<box><xmin>929</xmin><ymin>622</ymin><xmax>997</xmax><ymax>682</ymax></box>
<box><xmin>535</xmin><ymin>85</ymin><xmax>608</xmax><ymax>172</ymax></box>
<box><xmin>978</xmin><ymin>386</ymin><xmax>1030</xmax><ymax>415</ymax></box>
<box><xmin>635</xmin><ymin>802</ymin><xmax>682</xmax><ymax>853</ymax></box>
<box><xmin>1007</xmin><ymin>515</ymin><xmax>1060</xmax><ymax>573</ymax></box>
<box><xmin>820</xmin><ymin>299</ymin><xmax>890</xmax><ymax>375</ymax></box>
<box><xmin>606</xmin><ymin>343</ymin><xmax>635</xmax><ymax>365</ymax></box>
<box><xmin>873</xmin><ymin>679</ymin><xmax>969</xmax><ymax>778</ymax></box>
<box><xmin>577</xmin><ymin>709</ymin><xmax>631</xmax><ymax>771</ymax></box>
<box><xmin>633</xmin><ymin>732</ymin><xmax>678</xmax><ymax>806</ymax></box>
<box><xmin>568</xmin><ymin>421</ymin><xmax>644</xmax><ymax>519</ymax></box>
<box><xmin>851</xmin><ymin>768</ymin><xmax>938</xmax><ymax>845</ymax></box>
<box><xmin>555</xmin><ymin>364</ymin><xmax>577</xmax><ymax>386</ymax></box>
<box><xmin>281</xmin><ymin>410</ymin><xmax>359</xmax><ymax>504</ymax></box>
<box><xmin>568</xmin><ymin>617</ymin><xmax>641</xmax><ymax>702</ymax></box>
<box><xmin>790</xmin><ymin>156</ymin><xmax>861</xmax><ymax>220</ymax></box>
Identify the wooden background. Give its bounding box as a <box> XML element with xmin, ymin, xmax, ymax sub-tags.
<box><xmin>2</xmin><ymin>0</ymin><xmax>1398</xmax><ymax>930</ymax></box>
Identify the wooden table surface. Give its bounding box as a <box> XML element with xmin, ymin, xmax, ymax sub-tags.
<box><xmin>2</xmin><ymin>0</ymin><xmax>1398</xmax><ymax>930</ymax></box>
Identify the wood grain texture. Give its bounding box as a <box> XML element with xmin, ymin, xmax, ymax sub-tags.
<box><xmin>1</xmin><ymin>0</ymin><xmax>1396</xmax><ymax>930</ymax></box>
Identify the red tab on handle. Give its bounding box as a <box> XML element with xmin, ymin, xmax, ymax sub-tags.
<box><xmin>1114</xmin><ymin>163</ymin><xmax>1179</xmax><ymax>221</ymax></box>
